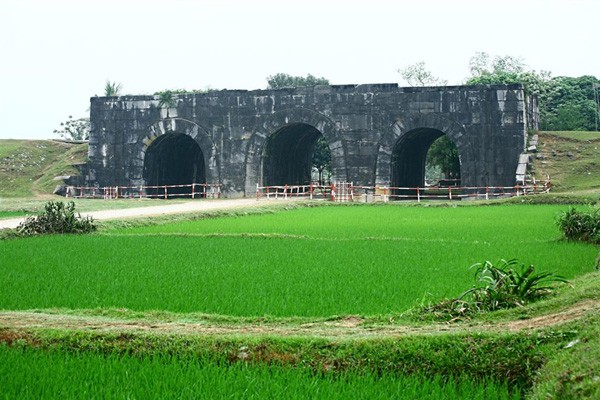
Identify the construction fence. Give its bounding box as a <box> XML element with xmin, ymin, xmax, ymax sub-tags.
<box><xmin>256</xmin><ymin>179</ymin><xmax>551</xmax><ymax>202</ymax></box>
<box><xmin>65</xmin><ymin>183</ymin><xmax>221</xmax><ymax>200</ymax></box>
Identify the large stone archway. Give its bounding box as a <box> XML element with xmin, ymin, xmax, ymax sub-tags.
<box><xmin>244</xmin><ymin>108</ymin><xmax>347</xmax><ymax>194</ymax></box>
<box><xmin>375</xmin><ymin>113</ymin><xmax>474</xmax><ymax>187</ymax></box>
<box><xmin>136</xmin><ymin>118</ymin><xmax>219</xmax><ymax>187</ymax></box>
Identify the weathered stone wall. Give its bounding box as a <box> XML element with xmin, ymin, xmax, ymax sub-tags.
<box><xmin>88</xmin><ymin>83</ymin><xmax>529</xmax><ymax>197</ymax></box>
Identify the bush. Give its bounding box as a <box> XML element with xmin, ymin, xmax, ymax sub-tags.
<box><xmin>421</xmin><ymin>259</ymin><xmax>568</xmax><ymax>320</ymax></box>
<box><xmin>557</xmin><ymin>207</ymin><xmax>600</xmax><ymax>243</ymax></box>
<box><xmin>17</xmin><ymin>201</ymin><xmax>96</xmax><ymax>236</ymax></box>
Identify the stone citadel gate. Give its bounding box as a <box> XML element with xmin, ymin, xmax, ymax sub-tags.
<box><xmin>87</xmin><ymin>83</ymin><xmax>533</xmax><ymax>197</ymax></box>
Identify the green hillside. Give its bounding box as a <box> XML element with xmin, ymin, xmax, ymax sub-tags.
<box><xmin>531</xmin><ymin>131</ymin><xmax>600</xmax><ymax>192</ymax></box>
<box><xmin>0</xmin><ymin>139</ymin><xmax>87</xmax><ymax>198</ymax></box>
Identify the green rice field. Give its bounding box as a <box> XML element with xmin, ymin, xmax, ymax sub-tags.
<box><xmin>0</xmin><ymin>344</ymin><xmax>521</xmax><ymax>400</ymax></box>
<box><xmin>0</xmin><ymin>204</ymin><xmax>596</xmax><ymax>317</ymax></box>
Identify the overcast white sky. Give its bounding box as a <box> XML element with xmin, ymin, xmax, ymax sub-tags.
<box><xmin>0</xmin><ymin>0</ymin><xmax>598</xmax><ymax>139</ymax></box>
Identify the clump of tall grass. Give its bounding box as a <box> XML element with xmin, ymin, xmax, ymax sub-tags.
<box><xmin>17</xmin><ymin>201</ymin><xmax>96</xmax><ymax>236</ymax></box>
<box><xmin>557</xmin><ymin>207</ymin><xmax>600</xmax><ymax>244</ymax></box>
<box><xmin>421</xmin><ymin>259</ymin><xmax>568</xmax><ymax>320</ymax></box>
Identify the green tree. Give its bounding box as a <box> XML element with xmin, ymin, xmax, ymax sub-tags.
<box><xmin>542</xmin><ymin>76</ymin><xmax>600</xmax><ymax>131</ymax></box>
<box><xmin>312</xmin><ymin>136</ymin><xmax>331</xmax><ymax>185</ymax></box>
<box><xmin>398</xmin><ymin>61</ymin><xmax>447</xmax><ymax>86</ymax></box>
<box><xmin>104</xmin><ymin>81</ymin><xmax>122</xmax><ymax>97</ymax></box>
<box><xmin>157</xmin><ymin>90</ymin><xmax>177</xmax><ymax>118</ymax></box>
<box><xmin>426</xmin><ymin>136</ymin><xmax>460</xmax><ymax>181</ymax></box>
<box><xmin>53</xmin><ymin>115</ymin><xmax>90</xmax><ymax>140</ymax></box>
<box><xmin>266</xmin><ymin>73</ymin><xmax>329</xmax><ymax>89</ymax></box>
<box><xmin>465</xmin><ymin>52</ymin><xmax>600</xmax><ymax>131</ymax></box>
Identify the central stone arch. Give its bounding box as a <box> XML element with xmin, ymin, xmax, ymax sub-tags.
<box><xmin>244</xmin><ymin>108</ymin><xmax>347</xmax><ymax>194</ymax></box>
<box><xmin>139</xmin><ymin>118</ymin><xmax>219</xmax><ymax>192</ymax></box>
<box><xmin>375</xmin><ymin>113</ymin><xmax>471</xmax><ymax>188</ymax></box>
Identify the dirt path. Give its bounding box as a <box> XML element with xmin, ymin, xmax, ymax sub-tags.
<box><xmin>0</xmin><ymin>198</ymin><xmax>279</xmax><ymax>230</ymax></box>
<box><xmin>1</xmin><ymin>300</ymin><xmax>598</xmax><ymax>339</ymax></box>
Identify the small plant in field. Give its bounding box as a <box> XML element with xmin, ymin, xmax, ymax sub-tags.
<box><xmin>17</xmin><ymin>201</ymin><xmax>96</xmax><ymax>236</ymax></box>
<box><xmin>461</xmin><ymin>259</ymin><xmax>569</xmax><ymax>311</ymax></box>
<box><xmin>421</xmin><ymin>259</ymin><xmax>569</xmax><ymax>320</ymax></box>
<box><xmin>557</xmin><ymin>207</ymin><xmax>600</xmax><ymax>244</ymax></box>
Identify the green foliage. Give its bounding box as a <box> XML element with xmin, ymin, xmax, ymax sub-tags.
<box><xmin>542</xmin><ymin>76</ymin><xmax>600</xmax><ymax>131</ymax></box>
<box><xmin>16</xmin><ymin>201</ymin><xmax>96</xmax><ymax>236</ymax></box>
<box><xmin>398</xmin><ymin>61</ymin><xmax>447</xmax><ymax>86</ymax></box>
<box><xmin>103</xmin><ymin>80</ymin><xmax>122</xmax><ymax>97</ymax></box>
<box><xmin>462</xmin><ymin>260</ymin><xmax>568</xmax><ymax>310</ymax></box>
<box><xmin>312</xmin><ymin>136</ymin><xmax>331</xmax><ymax>184</ymax></box>
<box><xmin>421</xmin><ymin>259</ymin><xmax>569</xmax><ymax>319</ymax></box>
<box><xmin>557</xmin><ymin>207</ymin><xmax>600</xmax><ymax>244</ymax></box>
<box><xmin>426</xmin><ymin>135</ymin><xmax>460</xmax><ymax>180</ymax></box>
<box><xmin>266</xmin><ymin>73</ymin><xmax>329</xmax><ymax>89</ymax></box>
<box><xmin>53</xmin><ymin>115</ymin><xmax>90</xmax><ymax>140</ymax></box>
<box><xmin>157</xmin><ymin>90</ymin><xmax>177</xmax><ymax>109</ymax></box>
<box><xmin>154</xmin><ymin>87</ymin><xmax>216</xmax><ymax>95</ymax></box>
<box><xmin>465</xmin><ymin>52</ymin><xmax>600</xmax><ymax>132</ymax></box>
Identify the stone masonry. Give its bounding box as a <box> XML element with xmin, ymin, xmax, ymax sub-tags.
<box><xmin>87</xmin><ymin>83</ymin><xmax>532</xmax><ymax>197</ymax></box>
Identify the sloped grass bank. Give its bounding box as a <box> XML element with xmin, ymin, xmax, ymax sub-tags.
<box><xmin>0</xmin><ymin>139</ymin><xmax>87</xmax><ymax>197</ymax></box>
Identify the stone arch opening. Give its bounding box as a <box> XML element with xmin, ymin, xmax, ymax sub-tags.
<box><xmin>262</xmin><ymin>123</ymin><xmax>330</xmax><ymax>186</ymax></box>
<box><xmin>392</xmin><ymin>128</ymin><xmax>461</xmax><ymax>190</ymax></box>
<box><xmin>143</xmin><ymin>133</ymin><xmax>206</xmax><ymax>197</ymax></box>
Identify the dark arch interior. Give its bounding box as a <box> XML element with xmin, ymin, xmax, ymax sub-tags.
<box><xmin>392</xmin><ymin>128</ymin><xmax>460</xmax><ymax>190</ymax></box>
<box><xmin>143</xmin><ymin>133</ymin><xmax>205</xmax><ymax>197</ymax></box>
<box><xmin>262</xmin><ymin>123</ymin><xmax>326</xmax><ymax>186</ymax></box>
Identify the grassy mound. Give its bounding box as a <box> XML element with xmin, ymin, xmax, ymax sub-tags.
<box><xmin>0</xmin><ymin>139</ymin><xmax>87</xmax><ymax>197</ymax></box>
<box><xmin>532</xmin><ymin>131</ymin><xmax>600</xmax><ymax>193</ymax></box>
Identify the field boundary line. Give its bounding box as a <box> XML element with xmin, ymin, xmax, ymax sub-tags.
<box><xmin>1</xmin><ymin>300</ymin><xmax>598</xmax><ymax>339</ymax></box>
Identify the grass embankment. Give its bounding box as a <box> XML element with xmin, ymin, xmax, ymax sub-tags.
<box><xmin>0</xmin><ymin>139</ymin><xmax>87</xmax><ymax>198</ymax></box>
<box><xmin>532</xmin><ymin>131</ymin><xmax>600</xmax><ymax>193</ymax></box>
<box><xmin>0</xmin><ymin>205</ymin><xmax>595</xmax><ymax>316</ymax></box>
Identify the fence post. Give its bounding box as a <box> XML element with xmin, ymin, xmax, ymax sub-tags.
<box><xmin>310</xmin><ymin>183</ymin><xmax>313</xmax><ymax>200</ymax></box>
<box><xmin>485</xmin><ymin>186</ymin><xmax>489</xmax><ymax>200</ymax></box>
<box><xmin>448</xmin><ymin>186</ymin><xmax>452</xmax><ymax>200</ymax></box>
<box><xmin>164</xmin><ymin>186</ymin><xmax>168</xmax><ymax>199</ymax></box>
<box><xmin>417</xmin><ymin>187</ymin><xmax>421</xmax><ymax>203</ymax></box>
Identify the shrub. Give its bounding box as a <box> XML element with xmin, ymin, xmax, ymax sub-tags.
<box><xmin>421</xmin><ymin>259</ymin><xmax>568</xmax><ymax>320</ymax></box>
<box><xmin>461</xmin><ymin>259</ymin><xmax>568</xmax><ymax>311</ymax></box>
<box><xmin>17</xmin><ymin>201</ymin><xmax>96</xmax><ymax>236</ymax></box>
<box><xmin>557</xmin><ymin>207</ymin><xmax>600</xmax><ymax>243</ymax></box>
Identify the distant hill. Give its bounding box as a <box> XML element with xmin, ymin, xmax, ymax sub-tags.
<box><xmin>0</xmin><ymin>139</ymin><xmax>88</xmax><ymax>198</ymax></box>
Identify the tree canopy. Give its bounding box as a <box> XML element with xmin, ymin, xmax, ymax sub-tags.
<box><xmin>266</xmin><ymin>73</ymin><xmax>329</xmax><ymax>89</ymax></box>
<box><xmin>465</xmin><ymin>52</ymin><xmax>600</xmax><ymax>131</ymax></box>
<box><xmin>398</xmin><ymin>61</ymin><xmax>447</xmax><ymax>86</ymax></box>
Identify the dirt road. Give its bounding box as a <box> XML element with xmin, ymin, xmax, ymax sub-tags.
<box><xmin>0</xmin><ymin>198</ymin><xmax>272</xmax><ymax>230</ymax></box>
<box><xmin>0</xmin><ymin>300</ymin><xmax>597</xmax><ymax>339</ymax></box>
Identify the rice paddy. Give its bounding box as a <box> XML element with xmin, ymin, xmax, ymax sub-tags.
<box><xmin>0</xmin><ymin>204</ymin><xmax>596</xmax><ymax>316</ymax></box>
<box><xmin>0</xmin><ymin>344</ymin><xmax>522</xmax><ymax>400</ymax></box>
